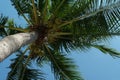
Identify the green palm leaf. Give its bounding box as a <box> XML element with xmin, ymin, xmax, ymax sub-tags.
<box><xmin>6</xmin><ymin>19</ymin><xmax>27</xmax><ymax>35</ymax></box>
<box><xmin>49</xmin><ymin>0</ymin><xmax>120</xmax><ymax>52</ymax></box>
<box><xmin>92</xmin><ymin>45</ymin><xmax>120</xmax><ymax>57</ymax></box>
<box><xmin>0</xmin><ymin>14</ymin><xmax>8</xmax><ymax>36</ymax></box>
<box><xmin>10</xmin><ymin>0</ymin><xmax>32</xmax><ymax>24</ymax></box>
<box><xmin>7</xmin><ymin>51</ymin><xmax>45</xmax><ymax>80</ymax></box>
<box><xmin>44</xmin><ymin>45</ymin><xmax>83</xmax><ymax>80</ymax></box>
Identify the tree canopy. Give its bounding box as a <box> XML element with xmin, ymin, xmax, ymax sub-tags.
<box><xmin>0</xmin><ymin>0</ymin><xmax>120</xmax><ymax>80</ymax></box>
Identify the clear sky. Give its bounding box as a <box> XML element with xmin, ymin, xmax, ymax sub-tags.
<box><xmin>0</xmin><ymin>0</ymin><xmax>120</xmax><ymax>80</ymax></box>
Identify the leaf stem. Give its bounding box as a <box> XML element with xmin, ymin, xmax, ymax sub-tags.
<box><xmin>31</xmin><ymin>0</ymin><xmax>38</xmax><ymax>25</ymax></box>
<box><xmin>20</xmin><ymin>52</ymin><xmax>32</xmax><ymax>80</ymax></box>
<box><xmin>42</xmin><ymin>0</ymin><xmax>48</xmax><ymax>24</ymax></box>
<box><xmin>0</xmin><ymin>26</ymin><xmax>29</xmax><ymax>32</ymax></box>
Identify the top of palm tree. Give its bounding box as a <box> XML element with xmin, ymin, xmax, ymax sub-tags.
<box><xmin>0</xmin><ymin>0</ymin><xmax>120</xmax><ymax>80</ymax></box>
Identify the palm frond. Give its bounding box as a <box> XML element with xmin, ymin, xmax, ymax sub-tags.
<box><xmin>10</xmin><ymin>0</ymin><xmax>32</xmax><ymax>25</ymax></box>
<box><xmin>7</xmin><ymin>51</ymin><xmax>45</xmax><ymax>80</ymax></box>
<box><xmin>49</xmin><ymin>14</ymin><xmax>113</xmax><ymax>53</ymax></box>
<box><xmin>59</xmin><ymin>0</ymin><xmax>120</xmax><ymax>26</ymax></box>
<box><xmin>0</xmin><ymin>14</ymin><xmax>8</xmax><ymax>36</ymax></box>
<box><xmin>50</xmin><ymin>0</ymin><xmax>73</xmax><ymax>17</ymax></box>
<box><xmin>31</xmin><ymin>0</ymin><xmax>39</xmax><ymax>25</ymax></box>
<box><xmin>10</xmin><ymin>0</ymin><xmax>31</xmax><ymax>14</ymax></box>
<box><xmin>104</xmin><ymin>7</ymin><xmax>120</xmax><ymax>33</ymax></box>
<box><xmin>92</xmin><ymin>45</ymin><xmax>120</xmax><ymax>57</ymax></box>
<box><xmin>49</xmin><ymin>0</ymin><xmax>120</xmax><ymax>52</ymax></box>
<box><xmin>44</xmin><ymin>45</ymin><xmax>83</xmax><ymax>80</ymax></box>
<box><xmin>6</xmin><ymin>19</ymin><xmax>28</xmax><ymax>35</ymax></box>
<box><xmin>86</xmin><ymin>0</ymin><xmax>120</xmax><ymax>33</ymax></box>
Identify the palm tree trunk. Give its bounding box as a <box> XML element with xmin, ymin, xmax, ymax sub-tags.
<box><xmin>0</xmin><ymin>31</ymin><xmax>38</xmax><ymax>62</ymax></box>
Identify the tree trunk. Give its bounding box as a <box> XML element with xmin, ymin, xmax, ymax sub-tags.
<box><xmin>0</xmin><ymin>31</ymin><xmax>38</xmax><ymax>62</ymax></box>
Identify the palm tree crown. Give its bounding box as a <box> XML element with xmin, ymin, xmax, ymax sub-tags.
<box><xmin>0</xmin><ymin>0</ymin><xmax>120</xmax><ymax>80</ymax></box>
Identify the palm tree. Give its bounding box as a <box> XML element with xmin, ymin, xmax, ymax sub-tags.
<box><xmin>0</xmin><ymin>0</ymin><xmax>120</xmax><ymax>80</ymax></box>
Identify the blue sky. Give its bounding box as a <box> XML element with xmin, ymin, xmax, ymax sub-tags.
<box><xmin>0</xmin><ymin>0</ymin><xmax>120</xmax><ymax>80</ymax></box>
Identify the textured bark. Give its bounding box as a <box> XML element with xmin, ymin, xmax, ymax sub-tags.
<box><xmin>0</xmin><ymin>31</ymin><xmax>38</xmax><ymax>62</ymax></box>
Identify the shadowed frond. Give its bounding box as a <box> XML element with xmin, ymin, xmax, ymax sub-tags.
<box><xmin>44</xmin><ymin>45</ymin><xmax>83</xmax><ymax>80</ymax></box>
<box><xmin>48</xmin><ymin>0</ymin><xmax>120</xmax><ymax>52</ymax></box>
<box><xmin>0</xmin><ymin>14</ymin><xmax>8</xmax><ymax>25</ymax></box>
<box><xmin>7</xmin><ymin>51</ymin><xmax>45</xmax><ymax>80</ymax></box>
<box><xmin>10</xmin><ymin>0</ymin><xmax>31</xmax><ymax>15</ymax></box>
<box><xmin>60</xmin><ymin>0</ymin><xmax>120</xmax><ymax>24</ymax></box>
<box><xmin>10</xmin><ymin>0</ymin><xmax>32</xmax><ymax>24</ymax></box>
<box><xmin>0</xmin><ymin>14</ymin><xmax>8</xmax><ymax>36</ymax></box>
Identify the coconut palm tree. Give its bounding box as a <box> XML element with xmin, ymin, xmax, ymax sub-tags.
<box><xmin>0</xmin><ymin>0</ymin><xmax>120</xmax><ymax>80</ymax></box>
